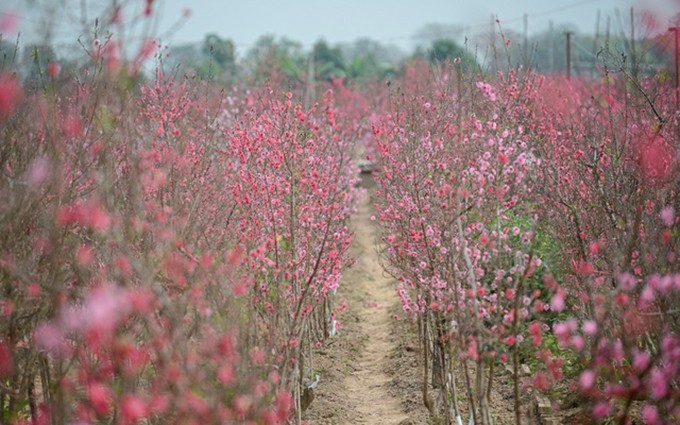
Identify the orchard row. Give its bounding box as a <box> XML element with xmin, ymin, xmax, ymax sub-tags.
<box><xmin>1</xmin><ymin>43</ymin><xmax>679</xmax><ymax>425</ymax></box>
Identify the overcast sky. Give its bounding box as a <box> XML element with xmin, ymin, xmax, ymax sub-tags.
<box><xmin>2</xmin><ymin>0</ymin><xmax>678</xmax><ymax>52</ymax></box>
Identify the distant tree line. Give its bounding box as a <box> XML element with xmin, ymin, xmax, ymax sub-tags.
<box><xmin>3</xmin><ymin>12</ymin><xmax>678</xmax><ymax>86</ymax></box>
<box><xmin>163</xmin><ymin>20</ymin><xmax>677</xmax><ymax>85</ymax></box>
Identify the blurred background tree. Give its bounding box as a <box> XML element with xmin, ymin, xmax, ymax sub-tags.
<box><xmin>312</xmin><ymin>39</ymin><xmax>346</xmax><ymax>81</ymax></box>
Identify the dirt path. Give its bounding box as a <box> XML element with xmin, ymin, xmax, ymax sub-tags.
<box><xmin>338</xmin><ymin>190</ymin><xmax>409</xmax><ymax>425</ymax></box>
<box><xmin>304</xmin><ymin>179</ymin><xmax>424</xmax><ymax>425</ymax></box>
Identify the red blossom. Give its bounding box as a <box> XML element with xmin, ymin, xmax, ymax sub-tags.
<box><xmin>636</xmin><ymin>134</ymin><xmax>676</xmax><ymax>186</ymax></box>
<box><xmin>0</xmin><ymin>11</ymin><xmax>19</xmax><ymax>32</ymax></box>
<box><xmin>120</xmin><ymin>394</ymin><xmax>146</xmax><ymax>424</ymax></box>
<box><xmin>87</xmin><ymin>383</ymin><xmax>111</xmax><ymax>416</ymax></box>
<box><xmin>144</xmin><ymin>0</ymin><xmax>153</xmax><ymax>16</ymax></box>
<box><xmin>0</xmin><ymin>72</ymin><xmax>22</xmax><ymax>119</ymax></box>
<box><xmin>47</xmin><ymin>61</ymin><xmax>60</xmax><ymax>78</ymax></box>
<box><xmin>0</xmin><ymin>341</ymin><xmax>14</xmax><ymax>378</ymax></box>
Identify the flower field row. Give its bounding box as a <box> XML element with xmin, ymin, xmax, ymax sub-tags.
<box><xmin>0</xmin><ymin>56</ymin><xmax>362</xmax><ymax>423</ymax></box>
<box><xmin>372</xmin><ymin>63</ymin><xmax>680</xmax><ymax>424</ymax></box>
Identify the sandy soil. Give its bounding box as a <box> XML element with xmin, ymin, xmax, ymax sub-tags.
<box><xmin>304</xmin><ymin>175</ymin><xmax>429</xmax><ymax>425</ymax></box>
<box><xmin>339</xmin><ymin>187</ymin><xmax>411</xmax><ymax>424</ymax></box>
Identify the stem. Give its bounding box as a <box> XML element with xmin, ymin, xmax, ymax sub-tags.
<box><xmin>28</xmin><ymin>380</ymin><xmax>37</xmax><ymax>425</ymax></box>
<box><xmin>421</xmin><ymin>314</ymin><xmax>434</xmax><ymax>413</ymax></box>
<box><xmin>486</xmin><ymin>361</ymin><xmax>494</xmax><ymax>402</ymax></box>
<box><xmin>511</xmin><ymin>251</ymin><xmax>534</xmax><ymax>425</ymax></box>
